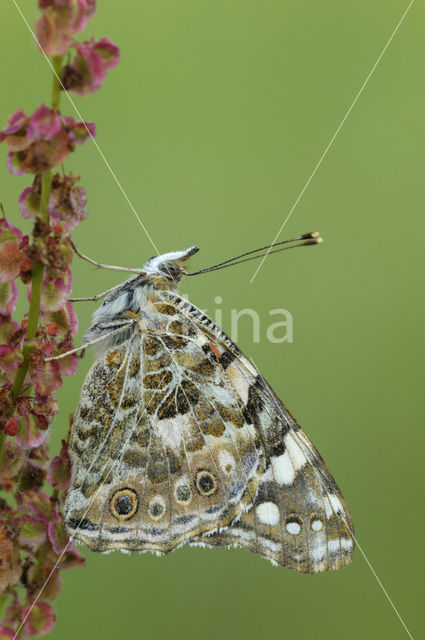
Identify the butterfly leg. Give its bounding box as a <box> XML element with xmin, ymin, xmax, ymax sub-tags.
<box><xmin>44</xmin><ymin>321</ymin><xmax>137</xmax><ymax>362</ymax></box>
<box><xmin>69</xmin><ymin>283</ymin><xmax>124</xmax><ymax>303</ymax></box>
<box><xmin>70</xmin><ymin>239</ymin><xmax>144</xmax><ymax>275</ymax></box>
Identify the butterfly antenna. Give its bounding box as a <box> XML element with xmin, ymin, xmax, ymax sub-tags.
<box><xmin>186</xmin><ymin>231</ymin><xmax>322</xmax><ymax>275</ymax></box>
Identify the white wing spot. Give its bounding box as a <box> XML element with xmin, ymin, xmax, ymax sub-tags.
<box><xmin>310</xmin><ymin>542</ymin><xmax>327</xmax><ymax>563</ymax></box>
<box><xmin>326</xmin><ymin>493</ymin><xmax>345</xmax><ymax>518</ymax></box>
<box><xmin>328</xmin><ymin>539</ymin><xmax>341</xmax><ymax>554</ymax></box>
<box><xmin>256</xmin><ymin>502</ymin><xmax>280</xmax><ymax>526</ymax></box>
<box><xmin>283</xmin><ymin>434</ymin><xmax>308</xmax><ymax>471</ymax></box>
<box><xmin>156</xmin><ymin>417</ymin><xmax>183</xmax><ymax>453</ymax></box>
<box><xmin>311</xmin><ymin>519</ymin><xmax>323</xmax><ymax>532</ymax></box>
<box><xmin>271</xmin><ymin>452</ymin><xmax>295</xmax><ymax>485</ymax></box>
<box><xmin>341</xmin><ymin>538</ymin><xmax>353</xmax><ymax>550</ymax></box>
<box><xmin>286</xmin><ymin>521</ymin><xmax>301</xmax><ymax>535</ymax></box>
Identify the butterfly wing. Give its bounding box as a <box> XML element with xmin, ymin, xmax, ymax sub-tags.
<box><xmin>64</xmin><ymin>303</ymin><xmax>266</xmax><ymax>553</ymax></box>
<box><xmin>167</xmin><ymin>294</ymin><xmax>355</xmax><ymax>572</ymax></box>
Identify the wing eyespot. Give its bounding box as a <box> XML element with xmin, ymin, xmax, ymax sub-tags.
<box><xmin>110</xmin><ymin>489</ymin><xmax>138</xmax><ymax>520</ymax></box>
<box><xmin>196</xmin><ymin>470</ymin><xmax>217</xmax><ymax>496</ymax></box>
<box><xmin>148</xmin><ymin>496</ymin><xmax>166</xmax><ymax>520</ymax></box>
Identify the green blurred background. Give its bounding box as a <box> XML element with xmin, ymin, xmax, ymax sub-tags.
<box><xmin>2</xmin><ymin>1</ymin><xmax>424</xmax><ymax>638</ymax></box>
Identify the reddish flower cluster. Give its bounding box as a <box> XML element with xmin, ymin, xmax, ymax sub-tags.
<box><xmin>20</xmin><ymin>171</ymin><xmax>89</xmax><ymax>234</ymax></box>
<box><xmin>36</xmin><ymin>0</ymin><xmax>96</xmax><ymax>56</ymax></box>
<box><xmin>0</xmin><ymin>106</ymin><xmax>95</xmax><ymax>176</ymax></box>
<box><xmin>0</xmin><ymin>0</ymin><xmax>119</xmax><ymax>636</ymax></box>
<box><xmin>62</xmin><ymin>38</ymin><xmax>120</xmax><ymax>95</ymax></box>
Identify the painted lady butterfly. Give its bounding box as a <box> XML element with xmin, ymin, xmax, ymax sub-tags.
<box><xmin>63</xmin><ymin>233</ymin><xmax>354</xmax><ymax>572</ymax></box>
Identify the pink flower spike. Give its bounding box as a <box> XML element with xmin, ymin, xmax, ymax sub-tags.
<box><xmin>0</xmin><ymin>626</ymin><xmax>16</xmax><ymax>639</ymax></box>
<box><xmin>23</xmin><ymin>601</ymin><xmax>55</xmax><ymax>636</ymax></box>
<box><xmin>27</xmin><ymin>105</ymin><xmax>62</xmax><ymax>141</ymax></box>
<box><xmin>0</xmin><ymin>281</ymin><xmax>18</xmax><ymax>314</ymax></box>
<box><xmin>94</xmin><ymin>37</ymin><xmax>120</xmax><ymax>69</ymax></box>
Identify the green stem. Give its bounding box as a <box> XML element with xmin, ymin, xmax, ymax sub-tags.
<box><xmin>51</xmin><ymin>55</ymin><xmax>63</xmax><ymax>111</ymax></box>
<box><xmin>0</xmin><ymin>593</ymin><xmax>9</xmax><ymax>620</ymax></box>
<box><xmin>10</xmin><ymin>171</ymin><xmax>52</xmax><ymax>399</ymax></box>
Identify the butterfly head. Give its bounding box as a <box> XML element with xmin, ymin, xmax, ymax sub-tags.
<box><xmin>143</xmin><ymin>246</ymin><xmax>199</xmax><ymax>282</ymax></box>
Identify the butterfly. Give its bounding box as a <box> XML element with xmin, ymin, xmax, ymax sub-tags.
<box><xmin>62</xmin><ymin>232</ymin><xmax>354</xmax><ymax>572</ymax></box>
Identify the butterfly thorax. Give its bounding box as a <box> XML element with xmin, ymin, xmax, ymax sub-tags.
<box><xmin>83</xmin><ymin>247</ymin><xmax>200</xmax><ymax>352</ymax></box>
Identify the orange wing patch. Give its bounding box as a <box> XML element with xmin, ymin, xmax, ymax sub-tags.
<box><xmin>208</xmin><ymin>342</ymin><xmax>223</xmax><ymax>359</ymax></box>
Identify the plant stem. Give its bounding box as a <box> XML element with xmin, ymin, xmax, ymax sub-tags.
<box><xmin>10</xmin><ymin>170</ymin><xmax>52</xmax><ymax>399</ymax></box>
<box><xmin>51</xmin><ymin>55</ymin><xmax>63</xmax><ymax>111</ymax></box>
<box><xmin>9</xmin><ymin>55</ymin><xmax>63</xmax><ymax>402</ymax></box>
<box><xmin>0</xmin><ymin>593</ymin><xmax>9</xmax><ymax>621</ymax></box>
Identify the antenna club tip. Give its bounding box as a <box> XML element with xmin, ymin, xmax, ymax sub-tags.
<box><xmin>316</xmin><ymin>236</ymin><xmax>323</xmax><ymax>244</ymax></box>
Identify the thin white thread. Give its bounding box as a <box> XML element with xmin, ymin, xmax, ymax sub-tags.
<box><xmin>348</xmin><ymin>530</ymin><xmax>414</xmax><ymax>640</ymax></box>
<box><xmin>250</xmin><ymin>0</ymin><xmax>415</xmax><ymax>283</ymax></box>
<box><xmin>12</xmin><ymin>0</ymin><xmax>160</xmax><ymax>256</ymax></box>
<box><xmin>249</xmin><ymin>357</ymin><xmax>414</xmax><ymax>640</ymax></box>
